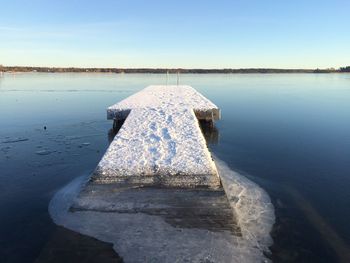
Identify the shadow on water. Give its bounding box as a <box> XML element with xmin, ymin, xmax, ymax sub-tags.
<box><xmin>108</xmin><ymin>119</ymin><xmax>125</xmax><ymax>143</ymax></box>
<box><xmin>199</xmin><ymin>120</ymin><xmax>219</xmax><ymax>145</ymax></box>
<box><xmin>108</xmin><ymin>129</ymin><xmax>117</xmax><ymax>144</ymax></box>
<box><xmin>35</xmin><ymin>226</ymin><xmax>123</xmax><ymax>263</ymax></box>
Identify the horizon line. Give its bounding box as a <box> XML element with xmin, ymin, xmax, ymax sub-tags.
<box><xmin>2</xmin><ymin>65</ymin><xmax>348</xmax><ymax>71</ymax></box>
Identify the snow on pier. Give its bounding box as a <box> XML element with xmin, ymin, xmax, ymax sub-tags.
<box><xmin>91</xmin><ymin>85</ymin><xmax>221</xmax><ymax>188</ymax></box>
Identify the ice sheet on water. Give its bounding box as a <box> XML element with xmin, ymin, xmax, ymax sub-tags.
<box><xmin>215</xmin><ymin>157</ymin><xmax>275</xmax><ymax>253</ymax></box>
<box><xmin>49</xmin><ymin>158</ymin><xmax>275</xmax><ymax>263</ymax></box>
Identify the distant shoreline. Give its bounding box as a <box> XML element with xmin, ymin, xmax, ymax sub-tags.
<box><xmin>1</xmin><ymin>66</ymin><xmax>349</xmax><ymax>74</ymax></box>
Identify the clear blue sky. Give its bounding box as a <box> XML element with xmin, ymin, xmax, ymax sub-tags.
<box><xmin>0</xmin><ymin>0</ymin><xmax>349</xmax><ymax>68</ymax></box>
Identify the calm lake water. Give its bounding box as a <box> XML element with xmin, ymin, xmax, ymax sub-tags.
<box><xmin>0</xmin><ymin>73</ymin><xmax>349</xmax><ymax>262</ymax></box>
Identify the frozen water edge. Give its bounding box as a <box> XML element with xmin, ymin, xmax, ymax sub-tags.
<box><xmin>49</xmin><ymin>158</ymin><xmax>275</xmax><ymax>263</ymax></box>
<box><xmin>215</xmin><ymin>157</ymin><xmax>275</xmax><ymax>254</ymax></box>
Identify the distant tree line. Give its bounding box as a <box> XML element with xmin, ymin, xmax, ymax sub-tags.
<box><xmin>0</xmin><ymin>65</ymin><xmax>349</xmax><ymax>74</ymax></box>
<box><xmin>339</xmin><ymin>66</ymin><xmax>350</xmax><ymax>72</ymax></box>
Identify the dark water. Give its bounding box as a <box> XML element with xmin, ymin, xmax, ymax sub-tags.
<box><xmin>0</xmin><ymin>73</ymin><xmax>349</xmax><ymax>262</ymax></box>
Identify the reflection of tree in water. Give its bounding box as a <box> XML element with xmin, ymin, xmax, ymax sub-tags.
<box><xmin>108</xmin><ymin>128</ymin><xmax>117</xmax><ymax>144</ymax></box>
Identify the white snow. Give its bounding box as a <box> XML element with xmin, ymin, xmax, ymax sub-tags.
<box><xmin>92</xmin><ymin>85</ymin><xmax>221</xmax><ymax>187</ymax></box>
<box><xmin>107</xmin><ymin>85</ymin><xmax>220</xmax><ymax>121</ymax></box>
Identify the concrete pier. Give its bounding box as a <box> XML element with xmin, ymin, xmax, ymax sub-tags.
<box><xmin>90</xmin><ymin>85</ymin><xmax>221</xmax><ymax>188</ymax></box>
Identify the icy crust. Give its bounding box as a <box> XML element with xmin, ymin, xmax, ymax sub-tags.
<box><xmin>49</xmin><ymin>159</ymin><xmax>275</xmax><ymax>263</ymax></box>
<box><xmin>107</xmin><ymin>85</ymin><xmax>220</xmax><ymax>121</ymax></box>
<box><xmin>215</xmin><ymin>158</ymin><xmax>275</xmax><ymax>253</ymax></box>
<box><xmin>92</xmin><ymin>85</ymin><xmax>221</xmax><ymax>187</ymax></box>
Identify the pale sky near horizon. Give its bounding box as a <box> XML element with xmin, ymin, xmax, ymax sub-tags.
<box><xmin>0</xmin><ymin>0</ymin><xmax>349</xmax><ymax>69</ymax></box>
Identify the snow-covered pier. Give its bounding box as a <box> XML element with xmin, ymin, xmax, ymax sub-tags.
<box><xmin>50</xmin><ymin>87</ymin><xmax>276</xmax><ymax>262</ymax></box>
<box><xmin>91</xmin><ymin>85</ymin><xmax>221</xmax><ymax>188</ymax></box>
